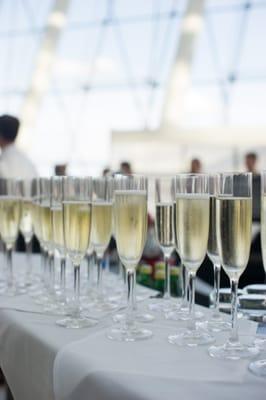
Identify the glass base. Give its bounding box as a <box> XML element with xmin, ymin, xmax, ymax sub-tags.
<box><xmin>4</xmin><ymin>285</ymin><xmax>25</xmax><ymax>296</ymax></box>
<box><xmin>148</xmin><ymin>298</ymin><xmax>177</xmax><ymax>313</ymax></box>
<box><xmin>43</xmin><ymin>302</ymin><xmax>68</xmax><ymax>316</ymax></box>
<box><xmin>209</xmin><ymin>340</ymin><xmax>260</xmax><ymax>360</ymax></box>
<box><xmin>166</xmin><ymin>309</ymin><xmax>204</xmax><ymax>321</ymax></box>
<box><xmin>254</xmin><ymin>337</ymin><xmax>266</xmax><ymax>350</ymax></box>
<box><xmin>28</xmin><ymin>287</ymin><xmax>44</xmax><ymax>297</ymax></box>
<box><xmin>92</xmin><ymin>298</ymin><xmax>118</xmax><ymax>313</ymax></box>
<box><xmin>56</xmin><ymin>315</ymin><xmax>98</xmax><ymax>329</ymax></box>
<box><xmin>34</xmin><ymin>292</ymin><xmax>51</xmax><ymax>305</ymax></box>
<box><xmin>107</xmin><ymin>324</ymin><xmax>153</xmax><ymax>342</ymax></box>
<box><xmin>168</xmin><ymin>327</ymin><xmax>215</xmax><ymax>347</ymax></box>
<box><xmin>249</xmin><ymin>359</ymin><xmax>266</xmax><ymax>377</ymax></box>
<box><xmin>200</xmin><ymin>316</ymin><xmax>231</xmax><ymax>333</ymax></box>
<box><xmin>113</xmin><ymin>311</ymin><xmax>155</xmax><ymax>323</ymax></box>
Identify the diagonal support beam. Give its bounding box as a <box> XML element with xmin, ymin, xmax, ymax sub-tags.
<box><xmin>17</xmin><ymin>0</ymin><xmax>71</xmax><ymax>150</ymax></box>
<box><xmin>161</xmin><ymin>0</ymin><xmax>205</xmax><ymax>131</ymax></box>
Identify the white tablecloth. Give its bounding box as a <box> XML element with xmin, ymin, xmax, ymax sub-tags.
<box><xmin>0</xmin><ymin>254</ymin><xmax>265</xmax><ymax>400</ymax></box>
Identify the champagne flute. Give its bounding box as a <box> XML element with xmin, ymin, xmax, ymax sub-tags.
<box><xmin>51</xmin><ymin>176</ymin><xmax>68</xmax><ymax>313</ymax></box>
<box><xmin>30</xmin><ymin>178</ymin><xmax>49</xmax><ymax>297</ymax></box>
<box><xmin>149</xmin><ymin>176</ymin><xmax>176</xmax><ymax>312</ymax></box>
<box><xmin>84</xmin><ymin>244</ymin><xmax>95</xmax><ymax>298</ymax></box>
<box><xmin>165</xmin><ymin>195</ymin><xmax>190</xmax><ymax>320</ymax></box>
<box><xmin>249</xmin><ymin>171</ymin><xmax>266</xmax><ymax>376</ymax></box>
<box><xmin>0</xmin><ymin>178</ymin><xmax>22</xmax><ymax>295</ymax></box>
<box><xmin>209</xmin><ymin>172</ymin><xmax>259</xmax><ymax>359</ymax></box>
<box><xmin>91</xmin><ymin>177</ymin><xmax>116</xmax><ymax>311</ymax></box>
<box><xmin>56</xmin><ymin>176</ymin><xmax>97</xmax><ymax>328</ymax></box>
<box><xmin>20</xmin><ymin>179</ymin><xmax>34</xmax><ymax>286</ymax></box>
<box><xmin>204</xmin><ymin>174</ymin><xmax>230</xmax><ymax>331</ymax></box>
<box><xmin>168</xmin><ymin>174</ymin><xmax>214</xmax><ymax>346</ymax></box>
<box><xmin>166</xmin><ymin>177</ymin><xmax>204</xmax><ymax>321</ymax></box>
<box><xmin>107</xmin><ymin>174</ymin><xmax>152</xmax><ymax>341</ymax></box>
<box><xmin>39</xmin><ymin>178</ymin><xmax>55</xmax><ymax>306</ymax></box>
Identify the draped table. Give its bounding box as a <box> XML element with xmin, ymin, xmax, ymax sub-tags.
<box><xmin>0</xmin><ymin>254</ymin><xmax>265</xmax><ymax>400</ymax></box>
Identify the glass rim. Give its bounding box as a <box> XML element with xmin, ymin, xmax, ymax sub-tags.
<box><xmin>61</xmin><ymin>175</ymin><xmax>93</xmax><ymax>180</ymax></box>
<box><xmin>114</xmin><ymin>173</ymin><xmax>147</xmax><ymax>178</ymax></box>
<box><xmin>216</xmin><ymin>171</ymin><xmax>252</xmax><ymax>176</ymax></box>
<box><xmin>93</xmin><ymin>176</ymin><xmax>113</xmax><ymax>181</ymax></box>
<box><xmin>154</xmin><ymin>175</ymin><xmax>176</xmax><ymax>182</ymax></box>
<box><xmin>175</xmin><ymin>173</ymin><xmax>209</xmax><ymax>178</ymax></box>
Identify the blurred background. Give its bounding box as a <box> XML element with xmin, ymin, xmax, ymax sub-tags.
<box><xmin>0</xmin><ymin>0</ymin><xmax>266</xmax><ymax>176</ymax></box>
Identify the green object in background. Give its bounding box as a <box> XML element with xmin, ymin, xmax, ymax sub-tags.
<box><xmin>137</xmin><ymin>264</ymin><xmax>153</xmax><ymax>287</ymax></box>
<box><xmin>154</xmin><ymin>261</ymin><xmax>165</xmax><ymax>272</ymax></box>
<box><xmin>137</xmin><ymin>263</ymin><xmax>181</xmax><ymax>296</ymax></box>
<box><xmin>154</xmin><ymin>269</ymin><xmax>165</xmax><ymax>293</ymax></box>
<box><xmin>170</xmin><ymin>266</ymin><xmax>181</xmax><ymax>297</ymax></box>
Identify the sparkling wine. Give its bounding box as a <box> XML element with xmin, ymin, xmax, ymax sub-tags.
<box><xmin>114</xmin><ymin>191</ymin><xmax>147</xmax><ymax>269</ymax></box>
<box><xmin>0</xmin><ymin>198</ymin><xmax>21</xmax><ymax>247</ymax></box>
<box><xmin>39</xmin><ymin>204</ymin><xmax>52</xmax><ymax>248</ymax></box>
<box><xmin>63</xmin><ymin>201</ymin><xmax>92</xmax><ymax>265</ymax></box>
<box><xmin>91</xmin><ymin>202</ymin><xmax>113</xmax><ymax>256</ymax></box>
<box><xmin>52</xmin><ymin>207</ymin><xmax>64</xmax><ymax>252</ymax></box>
<box><xmin>207</xmin><ymin>196</ymin><xmax>220</xmax><ymax>265</ymax></box>
<box><xmin>155</xmin><ymin>203</ymin><xmax>174</xmax><ymax>256</ymax></box>
<box><xmin>32</xmin><ymin>203</ymin><xmax>42</xmax><ymax>242</ymax></box>
<box><xmin>175</xmin><ymin>195</ymin><xmax>209</xmax><ymax>271</ymax></box>
<box><xmin>217</xmin><ymin>197</ymin><xmax>252</xmax><ymax>280</ymax></box>
<box><xmin>20</xmin><ymin>200</ymin><xmax>34</xmax><ymax>242</ymax></box>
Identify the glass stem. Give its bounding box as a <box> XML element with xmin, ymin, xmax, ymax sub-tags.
<box><xmin>229</xmin><ymin>278</ymin><xmax>239</xmax><ymax>344</ymax></box>
<box><xmin>105</xmin><ymin>252</ymin><xmax>110</xmax><ymax>274</ymax></box>
<box><xmin>212</xmin><ymin>263</ymin><xmax>221</xmax><ymax>319</ymax></box>
<box><xmin>60</xmin><ymin>257</ymin><xmax>66</xmax><ymax>293</ymax></box>
<box><xmin>187</xmin><ymin>271</ymin><xmax>196</xmax><ymax>331</ymax></box>
<box><xmin>163</xmin><ymin>255</ymin><xmax>171</xmax><ymax>300</ymax></box>
<box><xmin>48</xmin><ymin>253</ymin><xmax>54</xmax><ymax>295</ymax></box>
<box><xmin>40</xmin><ymin>247</ymin><xmax>45</xmax><ymax>284</ymax></box>
<box><xmin>126</xmin><ymin>269</ymin><xmax>135</xmax><ymax>326</ymax></box>
<box><xmin>25</xmin><ymin>239</ymin><xmax>32</xmax><ymax>282</ymax></box>
<box><xmin>42</xmin><ymin>248</ymin><xmax>48</xmax><ymax>288</ymax></box>
<box><xmin>180</xmin><ymin>263</ymin><xmax>188</xmax><ymax>309</ymax></box>
<box><xmin>86</xmin><ymin>253</ymin><xmax>93</xmax><ymax>292</ymax></box>
<box><xmin>97</xmin><ymin>255</ymin><xmax>103</xmax><ymax>295</ymax></box>
<box><xmin>6</xmin><ymin>247</ymin><xmax>13</xmax><ymax>289</ymax></box>
<box><xmin>133</xmin><ymin>270</ymin><xmax>137</xmax><ymax>310</ymax></box>
<box><xmin>73</xmin><ymin>265</ymin><xmax>80</xmax><ymax>316</ymax></box>
<box><xmin>87</xmin><ymin>254</ymin><xmax>91</xmax><ymax>281</ymax></box>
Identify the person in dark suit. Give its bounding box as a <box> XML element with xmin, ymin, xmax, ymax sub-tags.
<box><xmin>245</xmin><ymin>152</ymin><xmax>260</xmax><ymax>222</ymax></box>
<box><xmin>189</xmin><ymin>158</ymin><xmax>202</xmax><ymax>174</ymax></box>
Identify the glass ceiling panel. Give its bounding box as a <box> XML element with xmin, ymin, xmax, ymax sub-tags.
<box><xmin>0</xmin><ymin>0</ymin><xmax>265</xmax><ymax>173</ymax></box>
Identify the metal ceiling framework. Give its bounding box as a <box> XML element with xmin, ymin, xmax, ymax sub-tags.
<box><xmin>161</xmin><ymin>0</ymin><xmax>205</xmax><ymax>129</ymax></box>
<box><xmin>0</xmin><ymin>0</ymin><xmax>265</xmax><ymax>138</ymax></box>
<box><xmin>17</xmin><ymin>0</ymin><xmax>71</xmax><ymax>150</ymax></box>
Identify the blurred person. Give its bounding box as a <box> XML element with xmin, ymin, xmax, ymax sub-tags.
<box><xmin>0</xmin><ymin>114</ymin><xmax>37</xmax><ymax>178</ymax></box>
<box><xmin>245</xmin><ymin>152</ymin><xmax>258</xmax><ymax>174</ymax></box>
<box><xmin>245</xmin><ymin>152</ymin><xmax>260</xmax><ymax>222</ymax></box>
<box><xmin>54</xmin><ymin>163</ymin><xmax>67</xmax><ymax>176</ymax></box>
<box><xmin>189</xmin><ymin>158</ymin><xmax>202</xmax><ymax>174</ymax></box>
<box><xmin>120</xmin><ymin>161</ymin><xmax>132</xmax><ymax>175</ymax></box>
<box><xmin>0</xmin><ymin>115</ymin><xmax>38</xmax><ymax>256</ymax></box>
<box><xmin>102</xmin><ymin>167</ymin><xmax>111</xmax><ymax>177</ymax></box>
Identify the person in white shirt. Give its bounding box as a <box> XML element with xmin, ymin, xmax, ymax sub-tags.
<box><xmin>0</xmin><ymin>115</ymin><xmax>37</xmax><ymax>178</ymax></box>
